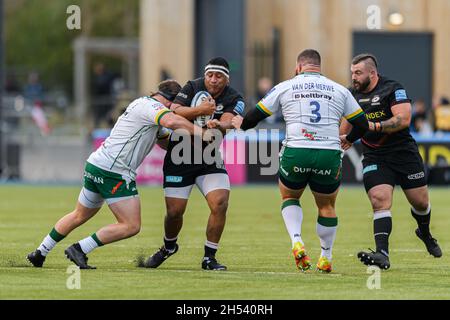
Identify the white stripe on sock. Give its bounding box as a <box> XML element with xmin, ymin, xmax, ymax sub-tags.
<box><xmin>411</xmin><ymin>203</ymin><xmax>431</xmax><ymax>216</ymax></box>
<box><xmin>205</xmin><ymin>240</ymin><xmax>219</xmax><ymax>250</ymax></box>
<box><xmin>373</xmin><ymin>210</ymin><xmax>392</xmax><ymax>220</ymax></box>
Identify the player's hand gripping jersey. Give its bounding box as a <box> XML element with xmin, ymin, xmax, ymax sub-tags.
<box><xmin>87</xmin><ymin>96</ymin><xmax>171</xmax><ymax>180</ymax></box>
<box><xmin>257</xmin><ymin>72</ymin><xmax>364</xmax><ymax>150</ymax></box>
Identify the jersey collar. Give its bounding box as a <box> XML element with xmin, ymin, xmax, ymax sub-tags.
<box><xmin>299</xmin><ymin>71</ymin><xmax>322</xmax><ymax>76</ymax></box>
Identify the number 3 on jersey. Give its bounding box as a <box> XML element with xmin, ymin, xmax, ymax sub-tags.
<box><xmin>309</xmin><ymin>101</ymin><xmax>321</xmax><ymax>123</ymax></box>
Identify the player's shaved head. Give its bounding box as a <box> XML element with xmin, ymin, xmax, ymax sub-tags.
<box><xmin>352</xmin><ymin>53</ymin><xmax>378</xmax><ymax>71</ymax></box>
<box><xmin>351</xmin><ymin>53</ymin><xmax>379</xmax><ymax>93</ymax></box>
<box><xmin>297</xmin><ymin>49</ymin><xmax>321</xmax><ymax>66</ymax></box>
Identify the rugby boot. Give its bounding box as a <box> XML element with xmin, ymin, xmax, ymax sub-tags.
<box><xmin>64</xmin><ymin>243</ymin><xmax>96</xmax><ymax>269</ymax></box>
<box><xmin>143</xmin><ymin>244</ymin><xmax>179</xmax><ymax>268</ymax></box>
<box><xmin>357</xmin><ymin>249</ymin><xmax>390</xmax><ymax>270</ymax></box>
<box><xmin>202</xmin><ymin>256</ymin><xmax>227</xmax><ymax>271</ymax></box>
<box><xmin>292</xmin><ymin>241</ymin><xmax>312</xmax><ymax>271</ymax></box>
<box><xmin>415</xmin><ymin>228</ymin><xmax>442</xmax><ymax>258</ymax></box>
<box><xmin>316</xmin><ymin>256</ymin><xmax>332</xmax><ymax>273</ymax></box>
<box><xmin>27</xmin><ymin>249</ymin><xmax>46</xmax><ymax>267</ymax></box>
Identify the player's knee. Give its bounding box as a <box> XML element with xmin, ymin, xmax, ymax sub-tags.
<box><xmin>412</xmin><ymin>197</ymin><xmax>429</xmax><ymax>213</ymax></box>
<box><xmin>166</xmin><ymin>206</ymin><xmax>185</xmax><ymax>219</ymax></box>
<box><xmin>318</xmin><ymin>204</ymin><xmax>335</xmax><ymax>216</ymax></box>
<box><xmin>210</xmin><ymin>197</ymin><xmax>228</xmax><ymax>215</ymax></box>
<box><xmin>125</xmin><ymin>222</ymin><xmax>141</xmax><ymax>237</ymax></box>
<box><xmin>73</xmin><ymin>209</ymin><xmax>91</xmax><ymax>224</ymax></box>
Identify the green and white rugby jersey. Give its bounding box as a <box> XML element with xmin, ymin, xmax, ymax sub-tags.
<box><xmin>257</xmin><ymin>72</ymin><xmax>364</xmax><ymax>151</ymax></box>
<box><xmin>87</xmin><ymin>96</ymin><xmax>171</xmax><ymax>180</ymax></box>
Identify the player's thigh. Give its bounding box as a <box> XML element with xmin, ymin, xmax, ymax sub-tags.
<box><xmin>278</xmin><ymin>179</ymin><xmax>305</xmax><ymax>200</ymax></box>
<box><xmin>108</xmin><ymin>197</ymin><xmax>141</xmax><ymax>227</ymax></box>
<box><xmin>196</xmin><ymin>171</ymin><xmax>230</xmax><ymax>213</ymax></box>
<box><xmin>163</xmin><ymin>158</ymin><xmax>198</xmax><ymax>202</ymax></box>
<box><xmin>278</xmin><ymin>146</ymin><xmax>311</xmax><ymax>193</ymax></box>
<box><xmin>362</xmin><ymin>158</ymin><xmax>396</xmax><ymax>194</ymax></box>
<box><xmin>195</xmin><ymin>172</ymin><xmax>230</xmax><ymax>197</ymax></box>
<box><xmin>395</xmin><ymin>155</ymin><xmax>428</xmax><ymax>209</ymax></box>
<box><xmin>76</xmin><ymin>188</ymin><xmax>103</xmax><ymax>219</ymax></box>
<box><xmin>308</xmin><ymin>149</ymin><xmax>342</xmax><ymax>195</ymax></box>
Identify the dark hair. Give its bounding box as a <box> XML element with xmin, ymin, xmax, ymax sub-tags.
<box><xmin>297</xmin><ymin>49</ymin><xmax>321</xmax><ymax>66</ymax></box>
<box><xmin>155</xmin><ymin>79</ymin><xmax>181</xmax><ymax>102</ymax></box>
<box><xmin>352</xmin><ymin>53</ymin><xmax>378</xmax><ymax>68</ymax></box>
<box><xmin>206</xmin><ymin>57</ymin><xmax>230</xmax><ymax>70</ymax></box>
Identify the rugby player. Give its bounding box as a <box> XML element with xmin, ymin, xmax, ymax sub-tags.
<box><xmin>232</xmin><ymin>49</ymin><xmax>369</xmax><ymax>273</ymax></box>
<box><xmin>341</xmin><ymin>53</ymin><xmax>442</xmax><ymax>270</ymax></box>
<box><xmin>142</xmin><ymin>57</ymin><xmax>245</xmax><ymax>271</ymax></box>
<box><xmin>27</xmin><ymin>80</ymin><xmax>202</xmax><ymax>269</ymax></box>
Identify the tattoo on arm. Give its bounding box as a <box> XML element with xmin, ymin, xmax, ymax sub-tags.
<box><xmin>380</xmin><ymin>115</ymin><xmax>405</xmax><ymax>133</ymax></box>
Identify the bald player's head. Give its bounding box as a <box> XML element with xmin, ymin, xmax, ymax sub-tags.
<box><xmin>297</xmin><ymin>49</ymin><xmax>321</xmax><ymax>67</ymax></box>
<box><xmin>351</xmin><ymin>53</ymin><xmax>379</xmax><ymax>93</ymax></box>
<box><xmin>296</xmin><ymin>49</ymin><xmax>321</xmax><ymax>75</ymax></box>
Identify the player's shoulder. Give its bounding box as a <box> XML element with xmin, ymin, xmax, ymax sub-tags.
<box><xmin>223</xmin><ymin>85</ymin><xmax>244</xmax><ymax>100</ymax></box>
<box><xmin>185</xmin><ymin>77</ymin><xmax>205</xmax><ymax>91</ymax></box>
<box><xmin>139</xmin><ymin>96</ymin><xmax>162</xmax><ymax>105</ymax></box>
<box><xmin>136</xmin><ymin>96</ymin><xmax>166</xmax><ymax>110</ymax></box>
<box><xmin>378</xmin><ymin>75</ymin><xmax>405</xmax><ymax>91</ymax></box>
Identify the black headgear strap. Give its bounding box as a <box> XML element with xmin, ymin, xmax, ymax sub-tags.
<box><xmin>157</xmin><ymin>90</ymin><xmax>177</xmax><ymax>102</ymax></box>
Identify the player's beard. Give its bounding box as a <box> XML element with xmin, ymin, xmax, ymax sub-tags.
<box><xmin>352</xmin><ymin>77</ymin><xmax>371</xmax><ymax>93</ymax></box>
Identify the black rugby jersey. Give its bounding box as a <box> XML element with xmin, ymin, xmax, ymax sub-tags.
<box><xmin>173</xmin><ymin>78</ymin><xmax>245</xmax><ymax>125</ymax></box>
<box><xmin>169</xmin><ymin>78</ymin><xmax>245</xmax><ymax>164</ymax></box>
<box><xmin>350</xmin><ymin>75</ymin><xmax>418</xmax><ymax>158</ymax></box>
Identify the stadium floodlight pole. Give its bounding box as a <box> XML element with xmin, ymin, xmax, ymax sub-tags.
<box><xmin>0</xmin><ymin>0</ymin><xmax>5</xmax><ymax>179</ymax></box>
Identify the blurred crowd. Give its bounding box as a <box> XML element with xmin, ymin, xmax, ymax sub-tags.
<box><xmin>4</xmin><ymin>69</ymin><xmax>450</xmax><ymax>136</ymax></box>
<box><xmin>411</xmin><ymin>96</ymin><xmax>450</xmax><ymax>135</ymax></box>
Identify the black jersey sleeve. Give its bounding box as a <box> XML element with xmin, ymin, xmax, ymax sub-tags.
<box><xmin>173</xmin><ymin>81</ymin><xmax>196</xmax><ymax>106</ymax></box>
<box><xmin>388</xmin><ymin>83</ymin><xmax>411</xmax><ymax>107</ymax></box>
<box><xmin>346</xmin><ymin>113</ymin><xmax>369</xmax><ymax>143</ymax></box>
<box><xmin>241</xmin><ymin>106</ymin><xmax>268</xmax><ymax>130</ymax></box>
<box><xmin>222</xmin><ymin>88</ymin><xmax>246</xmax><ymax>116</ymax></box>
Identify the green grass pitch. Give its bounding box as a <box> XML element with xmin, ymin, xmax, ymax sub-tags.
<box><xmin>0</xmin><ymin>185</ymin><xmax>449</xmax><ymax>299</ymax></box>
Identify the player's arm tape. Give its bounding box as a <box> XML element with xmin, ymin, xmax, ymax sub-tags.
<box><xmin>155</xmin><ymin>109</ymin><xmax>172</xmax><ymax>125</ymax></box>
<box><xmin>346</xmin><ymin>113</ymin><xmax>369</xmax><ymax>143</ymax></box>
<box><xmin>241</xmin><ymin>106</ymin><xmax>269</xmax><ymax>130</ymax></box>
